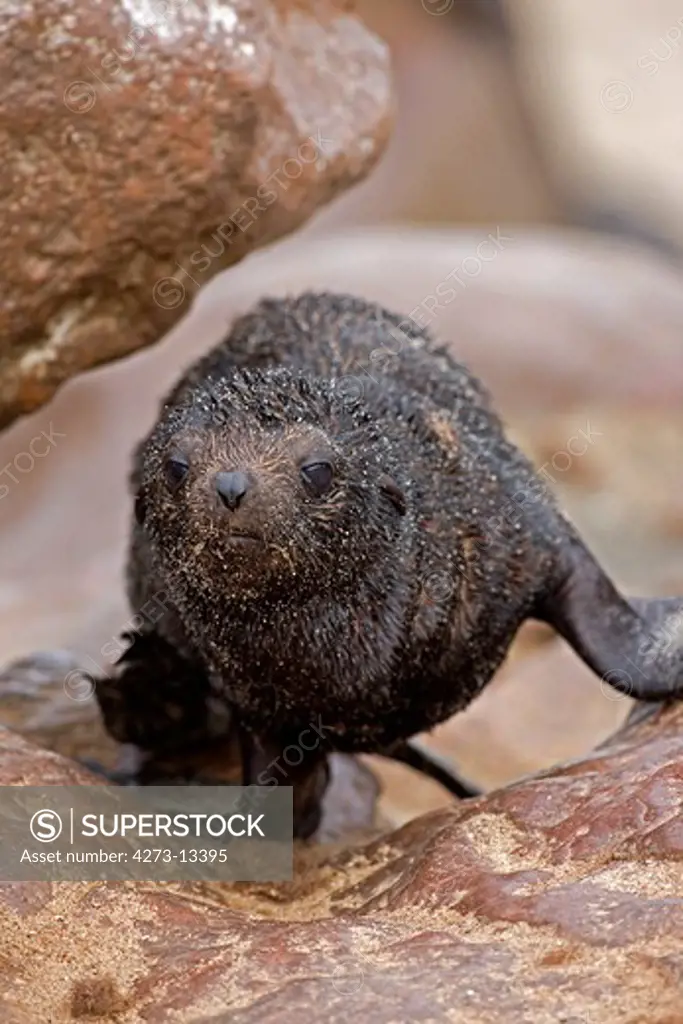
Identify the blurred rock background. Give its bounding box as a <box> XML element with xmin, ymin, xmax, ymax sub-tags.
<box><xmin>1</xmin><ymin>0</ymin><xmax>682</xmax><ymax>824</ymax></box>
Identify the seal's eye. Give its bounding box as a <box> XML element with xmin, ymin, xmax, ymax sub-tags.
<box><xmin>301</xmin><ymin>460</ymin><xmax>334</xmax><ymax>496</ymax></box>
<box><xmin>164</xmin><ymin>452</ymin><xmax>189</xmax><ymax>490</ymax></box>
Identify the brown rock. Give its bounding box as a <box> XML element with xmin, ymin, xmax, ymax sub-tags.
<box><xmin>0</xmin><ymin>0</ymin><xmax>391</xmax><ymax>429</ymax></box>
<box><xmin>200</xmin><ymin>227</ymin><xmax>683</xmax><ymax>412</ymax></box>
<box><xmin>0</xmin><ymin>650</ymin><xmax>119</xmax><ymax>768</ymax></box>
<box><xmin>502</xmin><ymin>0</ymin><xmax>683</xmax><ymax>250</ymax></box>
<box><xmin>1</xmin><ymin>672</ymin><xmax>682</xmax><ymax>1020</ymax></box>
<box><xmin>317</xmin><ymin>0</ymin><xmax>559</xmax><ymax>231</ymax></box>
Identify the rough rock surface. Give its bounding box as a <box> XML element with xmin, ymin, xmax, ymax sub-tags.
<box><xmin>0</xmin><ymin>653</ymin><xmax>682</xmax><ymax>1022</ymax></box>
<box><xmin>0</xmin><ymin>0</ymin><xmax>391</xmax><ymax>429</ymax></box>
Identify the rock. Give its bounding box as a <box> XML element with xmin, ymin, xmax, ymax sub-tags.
<box><xmin>191</xmin><ymin>227</ymin><xmax>683</xmax><ymax>412</ymax></box>
<box><xmin>502</xmin><ymin>0</ymin><xmax>683</xmax><ymax>250</ymax></box>
<box><xmin>315</xmin><ymin>0</ymin><xmax>558</xmax><ymax>232</ymax></box>
<box><xmin>0</xmin><ymin>650</ymin><xmax>119</xmax><ymax>768</ymax></box>
<box><xmin>0</xmin><ymin>0</ymin><xmax>391</xmax><ymax>429</ymax></box>
<box><xmin>0</xmin><ymin>696</ymin><xmax>682</xmax><ymax>1021</ymax></box>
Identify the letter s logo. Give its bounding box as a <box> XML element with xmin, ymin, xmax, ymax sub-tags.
<box><xmin>30</xmin><ymin>809</ymin><xmax>63</xmax><ymax>842</ymax></box>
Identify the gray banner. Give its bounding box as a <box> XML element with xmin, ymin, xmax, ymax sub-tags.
<box><xmin>0</xmin><ymin>786</ymin><xmax>292</xmax><ymax>881</ymax></box>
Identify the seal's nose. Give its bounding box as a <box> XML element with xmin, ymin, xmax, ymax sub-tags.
<box><xmin>215</xmin><ymin>470</ymin><xmax>250</xmax><ymax>511</ymax></box>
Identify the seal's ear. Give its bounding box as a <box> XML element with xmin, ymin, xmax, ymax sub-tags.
<box><xmin>378</xmin><ymin>474</ymin><xmax>407</xmax><ymax>516</ymax></box>
<box><xmin>134</xmin><ymin>491</ymin><xmax>147</xmax><ymax>526</ymax></box>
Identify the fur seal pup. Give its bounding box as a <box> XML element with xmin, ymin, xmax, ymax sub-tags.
<box><xmin>96</xmin><ymin>292</ymin><xmax>683</xmax><ymax>836</ymax></box>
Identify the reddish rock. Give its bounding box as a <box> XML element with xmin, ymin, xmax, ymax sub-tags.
<box><xmin>0</xmin><ymin>0</ymin><xmax>391</xmax><ymax>429</ymax></box>
<box><xmin>0</xmin><ymin>677</ymin><xmax>682</xmax><ymax>1021</ymax></box>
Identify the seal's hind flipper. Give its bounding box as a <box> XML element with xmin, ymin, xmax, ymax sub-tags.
<box><xmin>537</xmin><ymin>534</ymin><xmax>683</xmax><ymax>702</ymax></box>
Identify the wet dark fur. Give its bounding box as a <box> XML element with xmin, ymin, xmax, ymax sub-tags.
<box><xmin>97</xmin><ymin>292</ymin><xmax>683</xmax><ymax>834</ymax></box>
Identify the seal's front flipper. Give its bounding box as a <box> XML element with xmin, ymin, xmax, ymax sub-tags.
<box><xmin>95</xmin><ymin>631</ymin><xmax>231</xmax><ymax>753</ymax></box>
<box><xmin>537</xmin><ymin>534</ymin><xmax>683</xmax><ymax>702</ymax></box>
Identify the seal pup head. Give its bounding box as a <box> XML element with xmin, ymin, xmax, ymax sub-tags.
<box><xmin>133</xmin><ymin>366</ymin><xmax>408</xmax><ymax>601</ymax></box>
